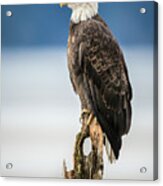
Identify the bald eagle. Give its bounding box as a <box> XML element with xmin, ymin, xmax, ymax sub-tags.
<box><xmin>61</xmin><ymin>3</ymin><xmax>132</xmax><ymax>160</ymax></box>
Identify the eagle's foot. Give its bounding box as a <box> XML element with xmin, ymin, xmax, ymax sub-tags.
<box><xmin>80</xmin><ymin>109</ymin><xmax>91</xmax><ymax>123</ymax></box>
<box><xmin>86</xmin><ymin>113</ymin><xmax>94</xmax><ymax>126</ymax></box>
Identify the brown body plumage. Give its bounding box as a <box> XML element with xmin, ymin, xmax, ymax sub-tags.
<box><xmin>67</xmin><ymin>14</ymin><xmax>132</xmax><ymax>159</ymax></box>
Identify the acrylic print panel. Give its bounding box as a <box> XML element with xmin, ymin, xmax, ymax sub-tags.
<box><xmin>0</xmin><ymin>1</ymin><xmax>158</xmax><ymax>180</ymax></box>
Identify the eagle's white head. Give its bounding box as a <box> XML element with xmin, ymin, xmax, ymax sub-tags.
<box><xmin>61</xmin><ymin>3</ymin><xmax>98</xmax><ymax>24</ymax></box>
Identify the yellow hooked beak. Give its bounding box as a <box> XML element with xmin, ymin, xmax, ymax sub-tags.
<box><xmin>60</xmin><ymin>3</ymin><xmax>67</xmax><ymax>8</ymax></box>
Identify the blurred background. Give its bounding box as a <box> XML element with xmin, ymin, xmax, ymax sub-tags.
<box><xmin>2</xmin><ymin>2</ymin><xmax>155</xmax><ymax>47</ymax></box>
<box><xmin>1</xmin><ymin>2</ymin><xmax>156</xmax><ymax>180</ymax></box>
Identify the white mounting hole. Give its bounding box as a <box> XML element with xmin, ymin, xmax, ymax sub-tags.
<box><xmin>140</xmin><ymin>8</ymin><xmax>147</xmax><ymax>14</ymax></box>
<box><xmin>140</xmin><ymin>167</ymin><xmax>147</xmax><ymax>173</ymax></box>
<box><xmin>6</xmin><ymin>163</ymin><xmax>13</xmax><ymax>169</ymax></box>
<box><xmin>6</xmin><ymin>10</ymin><xmax>13</xmax><ymax>17</ymax></box>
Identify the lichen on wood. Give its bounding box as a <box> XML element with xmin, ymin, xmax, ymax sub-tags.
<box><xmin>63</xmin><ymin>113</ymin><xmax>104</xmax><ymax>179</ymax></box>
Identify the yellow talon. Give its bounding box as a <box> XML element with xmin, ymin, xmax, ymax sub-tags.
<box><xmin>79</xmin><ymin>109</ymin><xmax>95</xmax><ymax>126</ymax></box>
<box><xmin>79</xmin><ymin>109</ymin><xmax>91</xmax><ymax>123</ymax></box>
<box><xmin>82</xmin><ymin>109</ymin><xmax>90</xmax><ymax>115</ymax></box>
<box><xmin>86</xmin><ymin>113</ymin><xmax>94</xmax><ymax>126</ymax></box>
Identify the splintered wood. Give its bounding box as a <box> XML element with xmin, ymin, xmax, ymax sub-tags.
<box><xmin>63</xmin><ymin>113</ymin><xmax>104</xmax><ymax>179</ymax></box>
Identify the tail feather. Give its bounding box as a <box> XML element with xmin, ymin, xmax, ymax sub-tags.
<box><xmin>104</xmin><ymin>135</ymin><xmax>116</xmax><ymax>164</ymax></box>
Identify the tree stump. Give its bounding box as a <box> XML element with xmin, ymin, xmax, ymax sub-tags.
<box><xmin>63</xmin><ymin>112</ymin><xmax>104</xmax><ymax>179</ymax></box>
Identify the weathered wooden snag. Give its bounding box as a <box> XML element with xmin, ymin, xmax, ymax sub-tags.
<box><xmin>63</xmin><ymin>112</ymin><xmax>104</xmax><ymax>179</ymax></box>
